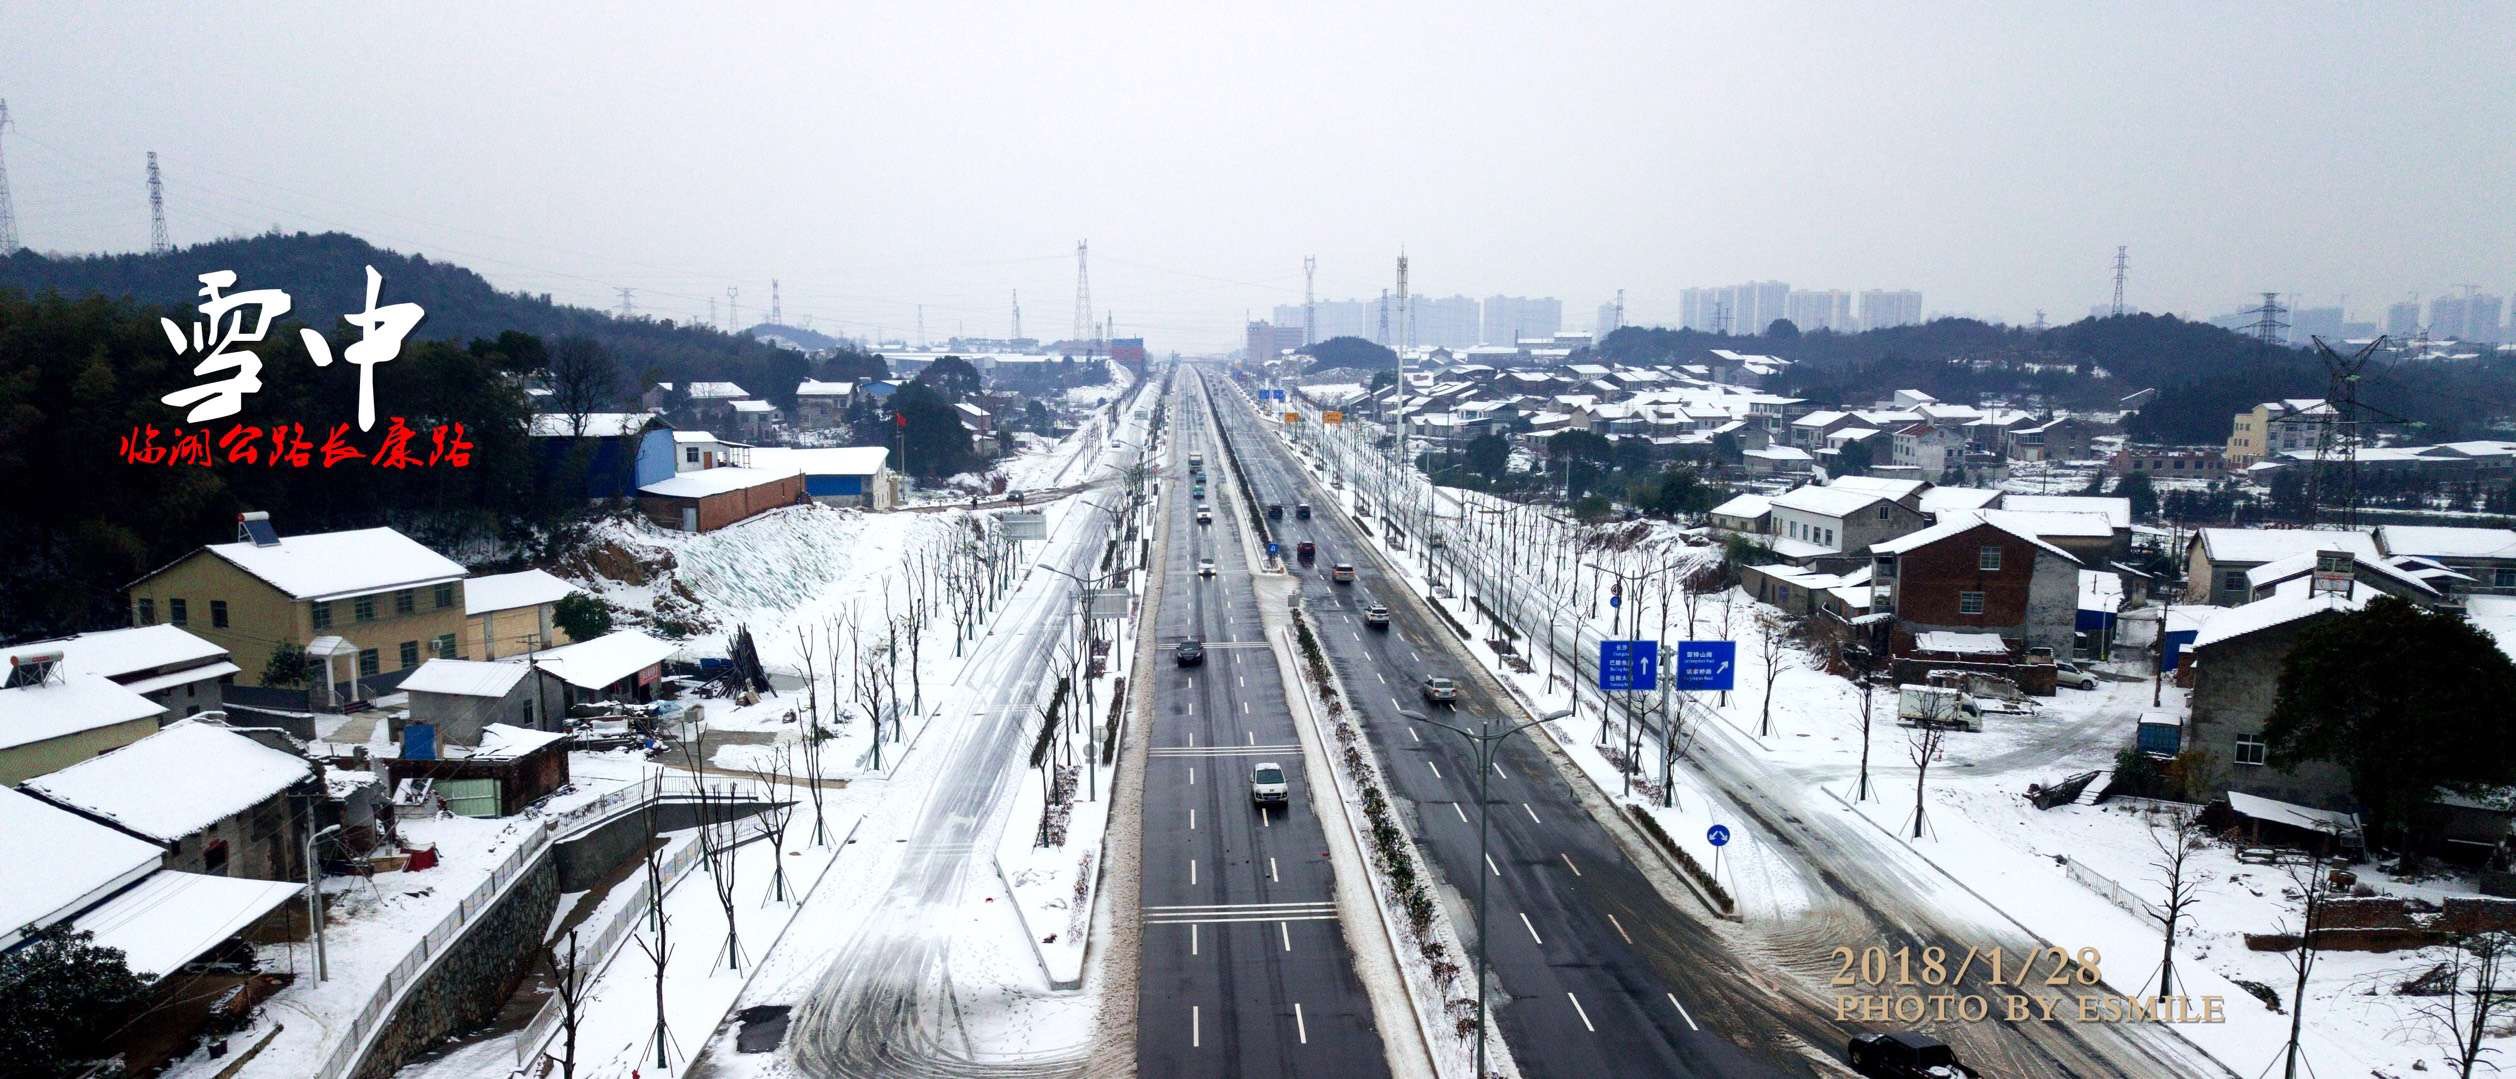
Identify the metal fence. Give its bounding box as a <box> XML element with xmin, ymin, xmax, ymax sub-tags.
<box><xmin>2062</xmin><ymin>855</ymin><xmax>2163</xmax><ymax>925</ymax></box>
<box><xmin>512</xmin><ymin>837</ymin><xmax>709</xmax><ymax>1065</ymax></box>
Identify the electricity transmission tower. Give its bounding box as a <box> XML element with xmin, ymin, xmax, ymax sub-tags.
<box><xmin>0</xmin><ymin>99</ymin><xmax>18</xmax><ymax>253</ymax></box>
<box><xmin>1072</xmin><ymin>240</ymin><xmax>1092</xmax><ymax>352</ymax></box>
<box><xmin>726</xmin><ymin>286</ymin><xmax>741</xmax><ymax>331</ymax></box>
<box><xmin>615</xmin><ymin>287</ymin><xmax>636</xmax><ymax>318</ymax></box>
<box><xmin>2111</xmin><ymin>245</ymin><xmax>2128</xmax><ymax>316</ymax></box>
<box><xmin>1011</xmin><ymin>290</ymin><xmax>1022</xmax><ymax>341</ymax></box>
<box><xmin>769</xmin><ymin>278</ymin><xmax>783</xmax><ymax>325</ymax></box>
<box><xmin>2303</xmin><ymin>335</ymin><xmax>2408</xmax><ymax>528</ymax></box>
<box><xmin>1395</xmin><ymin>250</ymin><xmax>1411</xmax><ymax>353</ymax></box>
<box><xmin>2242</xmin><ymin>292</ymin><xmax>2289</xmax><ymax>348</ymax></box>
<box><xmin>1302</xmin><ymin>255</ymin><xmax>1317</xmax><ymax>345</ymax></box>
<box><xmin>146</xmin><ymin>151</ymin><xmax>170</xmax><ymax>254</ymax></box>
<box><xmin>1377</xmin><ymin>288</ymin><xmax>1390</xmax><ymax>346</ymax></box>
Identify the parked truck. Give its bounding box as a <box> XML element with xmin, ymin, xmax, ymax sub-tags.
<box><xmin>1897</xmin><ymin>685</ymin><xmax>1983</xmax><ymax>732</ymax></box>
<box><xmin>1188</xmin><ymin>452</ymin><xmax>1205</xmax><ymax>475</ymax></box>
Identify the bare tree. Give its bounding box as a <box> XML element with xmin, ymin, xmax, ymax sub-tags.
<box><xmin>2274</xmin><ymin>858</ymin><xmax>2336</xmax><ymax>1079</ymax></box>
<box><xmin>2399</xmin><ymin>930</ymin><xmax>2516</xmax><ymax>1078</ymax></box>
<box><xmin>1754</xmin><ymin>610</ymin><xmax>1794</xmax><ymax>737</ymax></box>
<box><xmin>755</xmin><ymin>747</ymin><xmax>797</xmax><ymax>904</ymax></box>
<box><xmin>851</xmin><ymin>609</ymin><xmax>895</xmax><ymax>772</ymax></box>
<box><xmin>792</xmin><ymin>625</ymin><xmax>831</xmax><ymax>845</ymax></box>
<box><xmin>1853</xmin><ymin>664</ymin><xmax>1879</xmax><ymax>801</ymax></box>
<box><xmin>632</xmin><ymin>774</ymin><xmax>675</xmax><ymax>1071</ymax></box>
<box><xmin>541</xmin><ymin>930</ymin><xmax>588</xmax><ymax>1078</ymax></box>
<box><xmin>2146</xmin><ymin>808</ymin><xmax>2208</xmax><ymax>998</ymax></box>
<box><xmin>1906</xmin><ymin>722</ymin><xmax>1947</xmax><ymax>839</ymax></box>
<box><xmin>548</xmin><ymin>336</ymin><xmax>621</xmax><ymax>437</ymax></box>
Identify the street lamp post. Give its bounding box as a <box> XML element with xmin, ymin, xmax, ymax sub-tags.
<box><xmin>1400</xmin><ymin>705</ymin><xmax>1573</xmax><ymax>1079</ymax></box>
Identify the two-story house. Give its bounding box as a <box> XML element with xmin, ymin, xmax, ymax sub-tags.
<box><xmin>2184</xmin><ymin>527</ymin><xmax>2382</xmax><ymax>606</ymax></box>
<box><xmin>1869</xmin><ymin>513</ymin><xmax>2084</xmax><ymax>655</ymax></box>
<box><xmin>1766</xmin><ymin>484</ymin><xmax>1931</xmax><ymax>563</ymax></box>
<box><xmin>125</xmin><ymin>515</ymin><xmax>470</xmax><ymax>702</ymax></box>
<box><xmin>1889</xmin><ymin>422</ymin><xmax>1969</xmax><ymax>479</ymax></box>
<box><xmin>2225</xmin><ymin>399</ymin><xmax>2329</xmax><ymax>468</ymax></box>
<box><xmin>792</xmin><ymin>379</ymin><xmax>857</xmax><ymax>429</ymax></box>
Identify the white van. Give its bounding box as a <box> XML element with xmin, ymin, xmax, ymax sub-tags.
<box><xmin>1897</xmin><ymin>685</ymin><xmax>1983</xmax><ymax>731</ymax></box>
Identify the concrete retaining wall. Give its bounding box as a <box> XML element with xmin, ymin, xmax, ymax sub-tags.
<box><xmin>351</xmin><ymin>857</ymin><xmax>559</xmax><ymax>1079</ymax></box>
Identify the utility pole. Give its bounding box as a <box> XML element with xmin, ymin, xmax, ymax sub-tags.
<box><xmin>305</xmin><ymin>823</ymin><xmax>342</xmax><ymax>980</ymax></box>
<box><xmin>1302</xmin><ymin>255</ymin><xmax>1317</xmax><ymax>346</ymax></box>
<box><xmin>0</xmin><ymin>99</ymin><xmax>18</xmax><ymax>253</ymax></box>
<box><xmin>2111</xmin><ymin>245</ymin><xmax>2129</xmax><ymax>316</ymax></box>
<box><xmin>917</xmin><ymin>303</ymin><xmax>925</xmax><ymax>348</ymax></box>
<box><xmin>146</xmin><ymin>151</ymin><xmax>171</xmax><ymax>254</ymax></box>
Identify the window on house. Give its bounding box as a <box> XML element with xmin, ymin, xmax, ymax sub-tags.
<box><xmin>211</xmin><ymin>600</ymin><xmax>229</xmax><ymax>628</ymax></box>
<box><xmin>394</xmin><ymin>589</ymin><xmax>415</xmax><ymax>615</ymax></box>
<box><xmin>2497</xmin><ymin>568</ymin><xmax>2516</xmax><ymax>589</ymax></box>
<box><xmin>2235</xmin><ymin>735</ymin><xmax>2267</xmax><ymax>767</ymax></box>
<box><xmin>136</xmin><ymin>598</ymin><xmax>156</xmax><ymax>625</ymax></box>
<box><xmin>2222</xmin><ymin>572</ymin><xmax>2246</xmax><ymax>593</ymax></box>
<box><xmin>169</xmin><ymin>598</ymin><xmax>188</xmax><ymax>626</ymax></box>
<box><xmin>311</xmin><ymin>601</ymin><xmax>333</xmax><ymax>629</ymax></box>
<box><xmin>685</xmin><ymin>447</ymin><xmax>700</xmax><ymax>464</ymax></box>
<box><xmin>1959</xmin><ymin>591</ymin><xmax>1985</xmax><ymax>615</ymax></box>
<box><xmin>202</xmin><ymin>838</ymin><xmax>229</xmax><ymax>876</ymax></box>
<box><xmin>1978</xmin><ymin>546</ymin><xmax>2003</xmax><ymax>571</ymax></box>
<box><xmin>354</xmin><ymin>595</ymin><xmax>376</xmax><ymax>622</ymax></box>
<box><xmin>1877</xmin><ymin>507</ymin><xmax>1890</xmax><ymax>521</ymax></box>
<box><xmin>433</xmin><ymin>633</ymin><xmax>458</xmax><ymax>658</ymax></box>
<box><xmin>399</xmin><ymin>641</ymin><xmax>420</xmax><ymax>668</ymax></box>
<box><xmin>357</xmin><ymin>648</ymin><xmax>380</xmax><ymax>677</ymax></box>
<box><xmin>434</xmin><ymin>583</ymin><xmax>456</xmax><ymax>609</ymax></box>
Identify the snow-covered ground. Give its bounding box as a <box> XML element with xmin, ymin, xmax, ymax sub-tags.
<box><xmin>1291</xmin><ymin>406</ymin><xmax>2516</xmax><ymax>1078</ymax></box>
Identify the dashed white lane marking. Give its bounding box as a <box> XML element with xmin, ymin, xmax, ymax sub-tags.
<box><xmin>1667</xmin><ymin>993</ymin><xmax>1699</xmax><ymax>1031</ymax></box>
<box><xmin>1280</xmin><ymin>922</ymin><xmax>1292</xmax><ymax>952</ymax></box>
<box><xmin>1189</xmin><ymin>767</ymin><xmax>1196</xmax><ymax>786</ymax></box>
<box><xmin>1390</xmin><ymin>697</ymin><xmax>1403</xmax><ymax>712</ymax></box>
<box><xmin>1188</xmin><ymin>731</ymin><xmax>1196</xmax><ymax>746</ymax></box>
<box><xmin>1407</xmin><ymin>728</ymin><xmax>1420</xmax><ymax>742</ymax></box>
<box><xmin>1560</xmin><ymin>852</ymin><xmax>1582</xmax><ymax>877</ymax></box>
<box><xmin>1189</xmin><ymin>809</ymin><xmax>1196</xmax><ymax>831</ymax></box>
<box><xmin>1426</xmin><ymin>760</ymin><xmax>1442</xmax><ymax>779</ymax></box>
<box><xmin>1269</xmin><ymin>856</ymin><xmax>1280</xmax><ymax>882</ymax></box>
<box><xmin>1567</xmin><ymin>993</ymin><xmax>1595</xmax><ymax>1033</ymax></box>
<box><xmin>1608</xmin><ymin>912</ymin><xmax>1633</xmax><ymax>944</ymax></box>
<box><xmin>1523</xmin><ymin>803</ymin><xmax>1540</xmax><ymax>823</ymax></box>
<box><xmin>1193</xmin><ymin>1005</ymin><xmax>1202</xmax><ymax>1047</ymax></box>
<box><xmin>1486</xmin><ymin>853</ymin><xmax>1501</xmax><ymax>877</ymax></box>
<box><xmin>1521</xmin><ymin>912</ymin><xmax>1545</xmax><ymax>945</ymax></box>
<box><xmin>1294</xmin><ymin>1001</ymin><xmax>1310</xmax><ymax>1044</ymax></box>
<box><xmin>1262</xmin><ymin>807</ymin><xmax>1271</xmax><ymax>828</ymax></box>
<box><xmin>1190</xmin><ymin>860</ymin><xmax>1198</xmax><ymax>885</ymax></box>
<box><xmin>1494</xmin><ymin>761</ymin><xmax>1510</xmax><ymax>779</ymax></box>
<box><xmin>1376</xmin><ymin>671</ymin><xmax>1388</xmax><ymax>684</ymax></box>
<box><xmin>1247</xmin><ymin>731</ymin><xmax>1255</xmax><ymax>745</ymax></box>
<box><xmin>1238</xmin><ymin>674</ymin><xmax>1245</xmax><ymax>687</ymax></box>
<box><xmin>1191</xmin><ymin>923</ymin><xmax>1199</xmax><ymax>955</ymax></box>
<box><xmin>1242</xmin><ymin>702</ymin><xmax>1251</xmax><ymax>715</ymax></box>
<box><xmin>1452</xmin><ymin>803</ymin><xmax>1468</xmax><ymax>823</ymax></box>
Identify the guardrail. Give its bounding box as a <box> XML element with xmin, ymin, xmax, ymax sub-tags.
<box><xmin>513</xmin><ymin>837</ymin><xmax>710</xmax><ymax>1065</ymax></box>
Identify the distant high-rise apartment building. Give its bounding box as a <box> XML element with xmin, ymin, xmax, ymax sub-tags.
<box><xmin>1482</xmin><ymin>296</ymin><xmax>1562</xmax><ymax>345</ymax></box>
<box><xmin>2386</xmin><ymin>300</ymin><xmax>2423</xmax><ymax>337</ymax></box>
<box><xmin>1244</xmin><ymin>320</ymin><xmax>1306</xmax><ymax>361</ymax></box>
<box><xmin>1785</xmin><ymin>289</ymin><xmax>1854</xmax><ymax>332</ymax></box>
<box><xmin>1410</xmin><ymin>295</ymin><xmax>1482</xmax><ymax>350</ymax></box>
<box><xmin>2431</xmin><ymin>294</ymin><xmax>2471</xmax><ymax>340</ymax></box>
<box><xmin>2290</xmin><ymin>306</ymin><xmax>2344</xmax><ymax>343</ymax></box>
<box><xmin>2466</xmin><ymin>294</ymin><xmax>2504</xmax><ymax>342</ymax></box>
<box><xmin>1594</xmin><ymin>299</ymin><xmax>1624</xmax><ymax>339</ymax></box>
<box><xmin>1859</xmin><ymin>289</ymin><xmax>1925</xmax><ymax>330</ymax></box>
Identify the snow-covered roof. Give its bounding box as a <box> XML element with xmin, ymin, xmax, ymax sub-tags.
<box><xmin>2198</xmin><ymin>527</ymin><xmax>2381</xmax><ymax>566</ymax></box>
<box><xmin>795</xmin><ymin>379</ymin><xmax>856</xmax><ymax>397</ymax></box>
<box><xmin>953</xmin><ymin>402</ymin><xmax>990</xmax><ymax>418</ymax></box>
<box><xmin>0</xmin><ymin>787</ymin><xmax>162</xmax><ymax>952</ymax></box>
<box><xmin>1983</xmin><ymin>509</ymin><xmax>2117</xmax><ymax>539</ymax></box>
<box><xmin>0</xmin><ymin>674</ymin><xmax>165</xmax><ymax>751</ymax></box>
<box><xmin>638</xmin><ymin>465</ymin><xmax>797</xmax><ymax>499</ymax></box>
<box><xmin>1745</xmin><ymin>445</ymin><xmax>1814</xmax><ymax>462</ymax></box>
<box><xmin>64</xmin><ymin>870</ymin><xmax>306</xmax><ymax>980</ymax></box>
<box><xmin>1770</xmin><ymin>485</ymin><xmax>1886</xmax><ymax>518</ymax></box>
<box><xmin>22</xmin><ymin>625</ymin><xmax>226</xmax><ymax>682</ymax></box>
<box><xmin>463</xmin><ymin>569</ymin><xmax>577</xmax><ymax>615</ymax></box>
<box><xmin>1913</xmin><ymin>631</ymin><xmax>2007</xmax><ymax>655</ymax></box>
<box><xmin>2079</xmin><ymin>570</ymin><xmax>2125</xmax><ymax>613</ymax></box>
<box><xmin>2467</xmin><ymin>596</ymin><xmax>2516</xmax><ymax>664</ymax></box>
<box><xmin>2376</xmin><ymin>525</ymin><xmax>2516</xmax><ymax>561</ymax></box>
<box><xmin>1918</xmin><ymin>487</ymin><xmax>2004</xmax><ymax>517</ymax></box>
<box><xmin>513</xmin><ymin>630</ymin><xmax>676</xmax><ymax>691</ymax></box>
<box><xmin>2191</xmin><ymin>578</ymin><xmax>2371</xmax><ymax>650</ymax></box>
<box><xmin>1709</xmin><ymin>493</ymin><xmax>1773</xmax><ymax>519</ymax></box>
<box><xmin>1869</xmin><ymin>512</ymin><xmax>2080</xmax><ymax>564</ymax></box>
<box><xmin>1791</xmin><ymin>410</ymin><xmax>1850</xmax><ymax>428</ymax></box>
<box><xmin>198</xmin><ymin>527</ymin><xmax>469</xmax><ymax>602</ymax></box>
<box><xmin>2226</xmin><ymin>791</ymin><xmax>2359</xmax><ymax>837</ymax></box>
<box><xmin>671</xmin><ymin>429</ymin><xmax>721</xmax><ymax>444</ymax></box>
<box><xmin>529</xmin><ymin>412</ymin><xmax>660</xmax><ymax>438</ymax></box>
<box><xmin>1828</xmin><ymin>476</ymin><xmax>1930</xmax><ymax>502</ymax></box>
<box><xmin>731</xmin><ymin>399</ymin><xmax>779</xmax><ymax>414</ymax></box>
<box><xmin>470</xmin><ymin>723</ymin><xmax>569</xmax><ymax>759</ymax></box>
<box><xmin>2243</xmin><ymin>551</ymin><xmax>2445</xmax><ymax>599</ymax></box>
<box><xmin>25</xmin><ymin>720</ymin><xmax>313</xmax><ymax>843</ymax></box>
<box><xmin>684</xmin><ymin>381</ymin><xmax>750</xmax><ymax>400</ymax></box>
<box><xmin>399</xmin><ymin>658</ymin><xmax>534</xmax><ymax>698</ymax></box>
<box><xmin>1999</xmin><ymin>495</ymin><xmax>2131</xmax><ymax>529</ymax></box>
<box><xmin>749</xmin><ymin>445</ymin><xmax>890</xmax><ymax>477</ymax></box>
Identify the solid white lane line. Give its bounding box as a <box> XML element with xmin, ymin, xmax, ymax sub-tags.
<box><xmin>1453</xmin><ymin>803</ymin><xmax>1468</xmax><ymax>823</ymax></box>
<box><xmin>1269</xmin><ymin>856</ymin><xmax>1280</xmax><ymax>882</ymax></box>
<box><xmin>1190</xmin><ymin>860</ymin><xmax>1198</xmax><ymax>885</ymax></box>
<box><xmin>1280</xmin><ymin>922</ymin><xmax>1292</xmax><ymax>952</ymax></box>
<box><xmin>1567</xmin><ymin>993</ymin><xmax>1595</xmax><ymax>1033</ymax></box>
<box><xmin>1607</xmin><ymin>913</ymin><xmax>1632</xmax><ymax>944</ymax></box>
<box><xmin>1667</xmin><ymin>993</ymin><xmax>1699</xmax><ymax>1031</ymax></box>
<box><xmin>1523</xmin><ymin>803</ymin><xmax>1540</xmax><ymax>823</ymax></box>
<box><xmin>1521</xmin><ymin>912</ymin><xmax>1545</xmax><ymax>945</ymax></box>
<box><xmin>1194</xmin><ymin>1005</ymin><xmax>1202</xmax><ymax>1047</ymax></box>
<box><xmin>1560</xmin><ymin>852</ymin><xmax>1582</xmax><ymax>877</ymax></box>
<box><xmin>1427</xmin><ymin>760</ymin><xmax>1442</xmax><ymax>779</ymax></box>
<box><xmin>1486</xmin><ymin>854</ymin><xmax>1501</xmax><ymax>877</ymax></box>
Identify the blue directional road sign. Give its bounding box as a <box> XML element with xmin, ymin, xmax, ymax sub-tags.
<box><xmin>1707</xmin><ymin>824</ymin><xmax>1731</xmax><ymax>848</ymax></box>
<box><xmin>1675</xmin><ymin>640</ymin><xmax>1737</xmax><ymax>692</ymax></box>
<box><xmin>1597</xmin><ymin>640</ymin><xmax>1659</xmax><ymax>692</ymax></box>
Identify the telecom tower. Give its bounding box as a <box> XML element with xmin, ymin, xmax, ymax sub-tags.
<box><xmin>1011</xmin><ymin>290</ymin><xmax>1022</xmax><ymax>341</ymax></box>
<box><xmin>2303</xmin><ymin>336</ymin><xmax>2406</xmax><ymax>528</ymax></box>
<box><xmin>1072</xmin><ymin>240</ymin><xmax>1092</xmax><ymax>354</ymax></box>
<box><xmin>2110</xmin><ymin>245</ymin><xmax>2128</xmax><ymax>316</ymax></box>
<box><xmin>2241</xmin><ymin>291</ymin><xmax>2289</xmax><ymax>348</ymax></box>
<box><xmin>0</xmin><ymin>99</ymin><xmax>19</xmax><ymax>253</ymax></box>
<box><xmin>146</xmin><ymin>151</ymin><xmax>170</xmax><ymax>254</ymax></box>
<box><xmin>1302</xmin><ymin>255</ymin><xmax>1317</xmax><ymax>345</ymax></box>
<box><xmin>615</xmin><ymin>288</ymin><xmax>636</xmax><ymax>318</ymax></box>
<box><xmin>768</xmin><ymin>279</ymin><xmax>783</xmax><ymax>326</ymax></box>
<box><xmin>1395</xmin><ymin>251</ymin><xmax>1411</xmax><ymax>353</ymax></box>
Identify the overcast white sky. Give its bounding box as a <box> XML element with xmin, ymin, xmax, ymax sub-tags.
<box><xmin>3</xmin><ymin>2</ymin><xmax>2510</xmax><ymax>351</ymax></box>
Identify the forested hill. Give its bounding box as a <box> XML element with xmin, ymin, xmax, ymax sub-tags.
<box><xmin>0</xmin><ymin>231</ymin><xmax>853</xmax><ymax>408</ymax></box>
<box><xmin>1589</xmin><ymin>316</ymin><xmax>2516</xmax><ymax>444</ymax></box>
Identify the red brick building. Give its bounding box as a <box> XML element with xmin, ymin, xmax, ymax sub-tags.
<box><xmin>1869</xmin><ymin>514</ymin><xmax>2083</xmax><ymax>655</ymax></box>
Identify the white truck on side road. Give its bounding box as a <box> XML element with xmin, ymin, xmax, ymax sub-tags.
<box><xmin>1897</xmin><ymin>685</ymin><xmax>1984</xmax><ymax>732</ymax></box>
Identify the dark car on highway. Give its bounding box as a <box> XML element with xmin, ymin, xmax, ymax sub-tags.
<box><xmin>1847</xmin><ymin>1032</ymin><xmax>1972</xmax><ymax>1078</ymax></box>
<box><xmin>1296</xmin><ymin>541</ymin><xmax>1316</xmax><ymax>564</ymax></box>
<box><xmin>1267</xmin><ymin>503</ymin><xmax>1284</xmax><ymax>520</ymax></box>
<box><xmin>1296</xmin><ymin>503</ymin><xmax>1312</xmax><ymax>519</ymax></box>
<box><xmin>1174</xmin><ymin>639</ymin><xmax>1206</xmax><ymax>667</ymax></box>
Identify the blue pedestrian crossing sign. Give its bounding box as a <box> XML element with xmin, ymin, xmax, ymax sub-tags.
<box><xmin>1598</xmin><ymin>640</ymin><xmax>1658</xmax><ymax>692</ymax></box>
<box><xmin>1707</xmin><ymin>824</ymin><xmax>1731</xmax><ymax>847</ymax></box>
<box><xmin>1676</xmin><ymin>640</ymin><xmax>1737</xmax><ymax>692</ymax></box>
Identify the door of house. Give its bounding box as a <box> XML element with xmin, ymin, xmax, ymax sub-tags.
<box><xmin>437</xmin><ymin>777</ymin><xmax>502</xmax><ymax>818</ymax></box>
<box><xmin>681</xmin><ymin>507</ymin><xmax>699</xmax><ymax>532</ymax></box>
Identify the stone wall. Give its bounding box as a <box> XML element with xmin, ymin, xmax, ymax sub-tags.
<box><xmin>555</xmin><ymin>803</ymin><xmax>656</xmax><ymax>892</ymax></box>
<box><xmin>351</xmin><ymin>857</ymin><xmax>559</xmax><ymax>1079</ymax></box>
